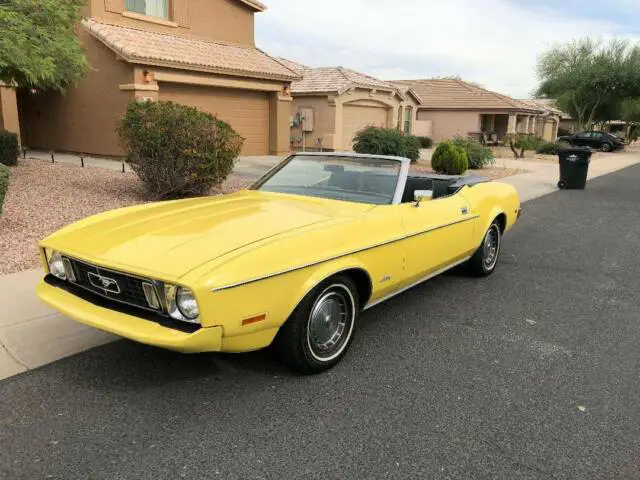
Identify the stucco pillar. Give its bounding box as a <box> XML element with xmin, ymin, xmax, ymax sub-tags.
<box><xmin>507</xmin><ymin>113</ymin><xmax>517</xmax><ymax>134</ymax></box>
<box><xmin>0</xmin><ymin>86</ymin><xmax>21</xmax><ymax>146</ymax></box>
<box><xmin>524</xmin><ymin>115</ymin><xmax>530</xmax><ymax>134</ymax></box>
<box><xmin>269</xmin><ymin>92</ymin><xmax>293</xmax><ymax>155</ymax></box>
<box><xmin>332</xmin><ymin>97</ymin><xmax>343</xmax><ymax>151</ymax></box>
<box><xmin>394</xmin><ymin>105</ymin><xmax>402</xmax><ymax>130</ymax></box>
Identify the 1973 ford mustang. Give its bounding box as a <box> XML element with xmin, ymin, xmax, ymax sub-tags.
<box><xmin>37</xmin><ymin>152</ymin><xmax>520</xmax><ymax>373</ymax></box>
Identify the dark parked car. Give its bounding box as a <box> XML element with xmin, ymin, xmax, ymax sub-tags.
<box><xmin>557</xmin><ymin>131</ymin><xmax>625</xmax><ymax>152</ymax></box>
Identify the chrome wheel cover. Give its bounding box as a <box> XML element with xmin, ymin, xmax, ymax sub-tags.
<box><xmin>307</xmin><ymin>284</ymin><xmax>355</xmax><ymax>362</ymax></box>
<box><xmin>483</xmin><ymin>225</ymin><xmax>501</xmax><ymax>270</ymax></box>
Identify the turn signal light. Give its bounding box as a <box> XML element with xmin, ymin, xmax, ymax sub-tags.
<box><xmin>242</xmin><ymin>314</ymin><xmax>266</xmax><ymax>326</ymax></box>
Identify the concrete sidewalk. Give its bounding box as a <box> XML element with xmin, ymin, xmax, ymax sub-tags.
<box><xmin>1</xmin><ymin>150</ymin><xmax>639</xmax><ymax>381</ymax></box>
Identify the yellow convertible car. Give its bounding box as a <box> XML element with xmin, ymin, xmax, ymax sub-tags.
<box><xmin>37</xmin><ymin>152</ymin><xmax>520</xmax><ymax>373</ymax></box>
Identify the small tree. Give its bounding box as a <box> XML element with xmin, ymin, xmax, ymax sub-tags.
<box><xmin>431</xmin><ymin>141</ymin><xmax>468</xmax><ymax>175</ymax></box>
<box><xmin>504</xmin><ymin>134</ymin><xmax>544</xmax><ymax>159</ymax></box>
<box><xmin>536</xmin><ymin>38</ymin><xmax>640</xmax><ymax>130</ymax></box>
<box><xmin>0</xmin><ymin>0</ymin><xmax>89</xmax><ymax>91</ymax></box>
<box><xmin>118</xmin><ymin>101</ymin><xmax>244</xmax><ymax>199</ymax></box>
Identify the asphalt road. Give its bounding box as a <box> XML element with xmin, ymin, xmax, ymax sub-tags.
<box><xmin>2</xmin><ymin>165</ymin><xmax>640</xmax><ymax>480</ymax></box>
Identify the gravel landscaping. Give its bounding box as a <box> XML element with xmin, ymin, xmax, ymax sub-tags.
<box><xmin>0</xmin><ymin>159</ymin><xmax>254</xmax><ymax>275</ymax></box>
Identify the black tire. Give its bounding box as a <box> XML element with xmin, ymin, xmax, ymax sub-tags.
<box><xmin>466</xmin><ymin>220</ymin><xmax>502</xmax><ymax>277</ymax></box>
<box><xmin>275</xmin><ymin>275</ymin><xmax>359</xmax><ymax>374</ymax></box>
<box><xmin>558</xmin><ymin>179</ymin><xmax>568</xmax><ymax>189</ymax></box>
<box><xmin>601</xmin><ymin>143</ymin><xmax>612</xmax><ymax>152</ymax></box>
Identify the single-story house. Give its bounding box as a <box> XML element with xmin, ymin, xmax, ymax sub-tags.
<box><xmin>16</xmin><ymin>0</ymin><xmax>299</xmax><ymax>157</ymax></box>
<box><xmin>391</xmin><ymin>79</ymin><xmax>558</xmax><ymax>143</ymax></box>
<box><xmin>279</xmin><ymin>58</ymin><xmax>425</xmax><ymax>151</ymax></box>
<box><xmin>517</xmin><ymin>98</ymin><xmax>564</xmax><ymax>140</ymax></box>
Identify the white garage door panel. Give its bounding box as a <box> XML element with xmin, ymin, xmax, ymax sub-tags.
<box><xmin>342</xmin><ymin>105</ymin><xmax>389</xmax><ymax>151</ymax></box>
<box><xmin>160</xmin><ymin>83</ymin><xmax>270</xmax><ymax>156</ymax></box>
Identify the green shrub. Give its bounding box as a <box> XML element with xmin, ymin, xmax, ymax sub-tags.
<box><xmin>535</xmin><ymin>140</ymin><xmax>571</xmax><ymax>155</ymax></box>
<box><xmin>0</xmin><ymin>130</ymin><xmax>19</xmax><ymax>166</ymax></box>
<box><xmin>117</xmin><ymin>100</ymin><xmax>244</xmax><ymax>199</ymax></box>
<box><xmin>431</xmin><ymin>141</ymin><xmax>468</xmax><ymax>175</ymax></box>
<box><xmin>415</xmin><ymin>136</ymin><xmax>433</xmax><ymax>148</ymax></box>
<box><xmin>451</xmin><ymin>136</ymin><xmax>494</xmax><ymax>169</ymax></box>
<box><xmin>0</xmin><ymin>163</ymin><xmax>10</xmax><ymax>215</ymax></box>
<box><xmin>505</xmin><ymin>134</ymin><xmax>545</xmax><ymax>158</ymax></box>
<box><xmin>352</xmin><ymin>126</ymin><xmax>420</xmax><ymax>162</ymax></box>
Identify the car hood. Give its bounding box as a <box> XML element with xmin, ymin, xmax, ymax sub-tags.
<box><xmin>44</xmin><ymin>191</ymin><xmax>368</xmax><ymax>279</ymax></box>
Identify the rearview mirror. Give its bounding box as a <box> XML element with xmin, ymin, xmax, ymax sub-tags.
<box><xmin>414</xmin><ymin>190</ymin><xmax>433</xmax><ymax>207</ymax></box>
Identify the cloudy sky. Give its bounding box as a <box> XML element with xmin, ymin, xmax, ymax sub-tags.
<box><xmin>256</xmin><ymin>0</ymin><xmax>640</xmax><ymax>98</ymax></box>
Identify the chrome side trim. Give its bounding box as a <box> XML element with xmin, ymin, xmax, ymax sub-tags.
<box><xmin>363</xmin><ymin>255</ymin><xmax>472</xmax><ymax>310</ymax></box>
<box><xmin>211</xmin><ymin>215</ymin><xmax>479</xmax><ymax>292</ymax></box>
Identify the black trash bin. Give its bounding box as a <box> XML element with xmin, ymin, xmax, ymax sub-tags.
<box><xmin>557</xmin><ymin>147</ymin><xmax>592</xmax><ymax>189</ymax></box>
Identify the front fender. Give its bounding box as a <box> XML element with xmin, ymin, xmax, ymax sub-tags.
<box><xmin>204</xmin><ymin>256</ymin><xmax>371</xmax><ymax>342</ymax></box>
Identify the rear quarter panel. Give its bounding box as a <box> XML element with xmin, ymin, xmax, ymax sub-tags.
<box><xmin>460</xmin><ymin>181</ymin><xmax>520</xmax><ymax>245</ymax></box>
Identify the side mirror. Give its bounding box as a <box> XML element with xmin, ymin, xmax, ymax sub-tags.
<box><xmin>414</xmin><ymin>189</ymin><xmax>433</xmax><ymax>207</ymax></box>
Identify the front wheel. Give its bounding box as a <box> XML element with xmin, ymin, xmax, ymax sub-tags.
<box><xmin>466</xmin><ymin>221</ymin><xmax>502</xmax><ymax>277</ymax></box>
<box><xmin>275</xmin><ymin>275</ymin><xmax>359</xmax><ymax>374</ymax></box>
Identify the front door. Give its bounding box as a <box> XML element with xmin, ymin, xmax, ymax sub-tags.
<box><xmin>400</xmin><ymin>194</ymin><xmax>477</xmax><ymax>286</ymax></box>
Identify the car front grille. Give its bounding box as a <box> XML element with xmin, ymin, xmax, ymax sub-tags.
<box><xmin>64</xmin><ymin>257</ymin><xmax>160</xmax><ymax>312</ymax></box>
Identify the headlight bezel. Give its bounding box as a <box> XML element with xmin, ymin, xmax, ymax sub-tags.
<box><xmin>164</xmin><ymin>284</ymin><xmax>200</xmax><ymax>324</ymax></box>
<box><xmin>47</xmin><ymin>250</ymin><xmax>67</xmax><ymax>280</ymax></box>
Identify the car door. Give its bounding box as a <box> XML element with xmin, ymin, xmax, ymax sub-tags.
<box><xmin>573</xmin><ymin>132</ymin><xmax>590</xmax><ymax>147</ymax></box>
<box><xmin>400</xmin><ymin>193</ymin><xmax>477</xmax><ymax>286</ymax></box>
<box><xmin>590</xmin><ymin>132</ymin><xmax>604</xmax><ymax>149</ymax></box>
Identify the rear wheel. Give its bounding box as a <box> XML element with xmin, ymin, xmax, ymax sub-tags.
<box><xmin>601</xmin><ymin>143</ymin><xmax>612</xmax><ymax>152</ymax></box>
<box><xmin>275</xmin><ymin>275</ymin><xmax>359</xmax><ymax>374</ymax></box>
<box><xmin>466</xmin><ymin>220</ymin><xmax>502</xmax><ymax>277</ymax></box>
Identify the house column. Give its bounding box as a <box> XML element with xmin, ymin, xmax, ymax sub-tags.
<box><xmin>394</xmin><ymin>105</ymin><xmax>402</xmax><ymax>130</ymax></box>
<box><xmin>530</xmin><ymin>116</ymin><xmax>537</xmax><ymax>135</ymax></box>
<box><xmin>524</xmin><ymin>115</ymin><xmax>530</xmax><ymax>134</ymax></box>
<box><xmin>269</xmin><ymin>91</ymin><xmax>293</xmax><ymax>155</ymax></box>
<box><xmin>507</xmin><ymin>113</ymin><xmax>517</xmax><ymax>134</ymax></box>
<box><xmin>0</xmin><ymin>86</ymin><xmax>21</xmax><ymax>146</ymax></box>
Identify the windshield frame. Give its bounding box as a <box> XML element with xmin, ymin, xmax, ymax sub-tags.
<box><xmin>251</xmin><ymin>152</ymin><xmax>410</xmax><ymax>205</ymax></box>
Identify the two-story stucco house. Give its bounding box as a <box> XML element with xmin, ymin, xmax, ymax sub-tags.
<box><xmin>18</xmin><ymin>0</ymin><xmax>299</xmax><ymax>156</ymax></box>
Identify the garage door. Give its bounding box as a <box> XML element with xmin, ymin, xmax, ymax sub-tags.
<box><xmin>342</xmin><ymin>104</ymin><xmax>389</xmax><ymax>150</ymax></box>
<box><xmin>160</xmin><ymin>83</ymin><xmax>270</xmax><ymax>155</ymax></box>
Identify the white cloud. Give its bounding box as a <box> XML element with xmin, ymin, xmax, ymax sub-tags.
<box><xmin>256</xmin><ymin>0</ymin><xmax>638</xmax><ymax>98</ymax></box>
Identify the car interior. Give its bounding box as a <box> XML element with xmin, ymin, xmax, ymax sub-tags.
<box><xmin>400</xmin><ymin>174</ymin><xmax>489</xmax><ymax>203</ymax></box>
<box><xmin>324</xmin><ymin>166</ymin><xmax>490</xmax><ymax>204</ymax></box>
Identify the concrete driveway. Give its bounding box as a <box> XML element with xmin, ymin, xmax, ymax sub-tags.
<box><xmin>1</xmin><ymin>163</ymin><xmax>639</xmax><ymax>478</ymax></box>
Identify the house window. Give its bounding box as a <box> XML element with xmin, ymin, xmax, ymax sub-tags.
<box><xmin>404</xmin><ymin>107</ymin><xmax>412</xmax><ymax>135</ymax></box>
<box><xmin>125</xmin><ymin>0</ymin><xmax>169</xmax><ymax>19</ymax></box>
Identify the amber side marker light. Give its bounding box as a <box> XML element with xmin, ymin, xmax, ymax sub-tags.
<box><xmin>242</xmin><ymin>314</ymin><xmax>266</xmax><ymax>326</ymax></box>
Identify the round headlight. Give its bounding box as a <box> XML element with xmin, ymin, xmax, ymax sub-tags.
<box><xmin>176</xmin><ymin>287</ymin><xmax>199</xmax><ymax>320</ymax></box>
<box><xmin>48</xmin><ymin>251</ymin><xmax>66</xmax><ymax>280</ymax></box>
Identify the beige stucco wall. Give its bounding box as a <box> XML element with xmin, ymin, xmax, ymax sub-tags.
<box><xmin>19</xmin><ymin>31</ymin><xmax>135</xmax><ymax>156</ymax></box>
<box><xmin>0</xmin><ymin>87</ymin><xmax>21</xmax><ymax>144</ymax></box>
<box><xmin>291</xmin><ymin>96</ymin><xmax>337</xmax><ymax>150</ymax></box>
<box><xmin>417</xmin><ymin>110</ymin><xmax>480</xmax><ymax>142</ymax></box>
<box><xmin>291</xmin><ymin>88</ymin><xmax>410</xmax><ymax>151</ymax></box>
<box><xmin>269</xmin><ymin>94</ymin><xmax>293</xmax><ymax>155</ymax></box>
<box><xmin>89</xmin><ymin>0</ymin><xmax>255</xmax><ymax>45</ymax></box>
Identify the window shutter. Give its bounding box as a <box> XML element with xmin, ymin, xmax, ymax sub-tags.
<box><xmin>105</xmin><ymin>0</ymin><xmax>124</xmax><ymax>13</ymax></box>
<box><xmin>173</xmin><ymin>0</ymin><xmax>190</xmax><ymax>27</ymax></box>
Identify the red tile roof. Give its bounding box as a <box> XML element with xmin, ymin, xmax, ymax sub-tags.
<box><xmin>82</xmin><ymin>18</ymin><xmax>299</xmax><ymax>81</ymax></box>
<box><xmin>392</xmin><ymin>79</ymin><xmax>543</xmax><ymax>112</ymax></box>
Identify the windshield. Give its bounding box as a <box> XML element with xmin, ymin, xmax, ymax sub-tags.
<box><xmin>254</xmin><ymin>155</ymin><xmax>401</xmax><ymax>205</ymax></box>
